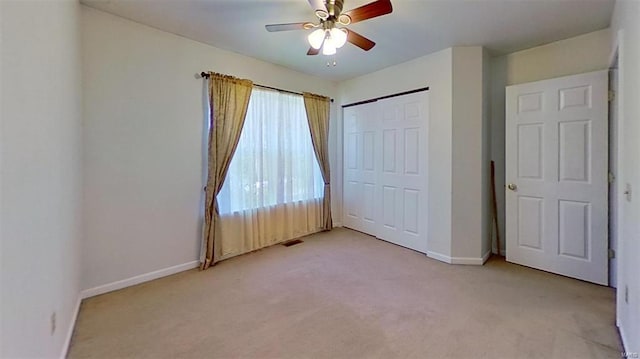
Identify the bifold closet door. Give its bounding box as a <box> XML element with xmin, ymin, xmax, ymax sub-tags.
<box><xmin>343</xmin><ymin>91</ymin><xmax>429</xmax><ymax>253</ymax></box>
<box><xmin>343</xmin><ymin>102</ymin><xmax>380</xmax><ymax>235</ymax></box>
<box><xmin>376</xmin><ymin>92</ymin><xmax>429</xmax><ymax>253</ymax></box>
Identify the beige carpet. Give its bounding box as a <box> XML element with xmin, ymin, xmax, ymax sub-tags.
<box><xmin>68</xmin><ymin>228</ymin><xmax>621</xmax><ymax>358</ymax></box>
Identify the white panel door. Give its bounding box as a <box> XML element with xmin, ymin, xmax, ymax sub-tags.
<box><xmin>376</xmin><ymin>92</ymin><xmax>429</xmax><ymax>253</ymax></box>
<box><xmin>342</xmin><ymin>91</ymin><xmax>429</xmax><ymax>254</ymax></box>
<box><xmin>505</xmin><ymin>70</ymin><xmax>608</xmax><ymax>285</ymax></box>
<box><xmin>343</xmin><ymin>103</ymin><xmax>380</xmax><ymax>235</ymax></box>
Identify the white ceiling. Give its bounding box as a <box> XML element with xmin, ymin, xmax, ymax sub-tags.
<box><xmin>81</xmin><ymin>0</ymin><xmax>615</xmax><ymax>81</ymax></box>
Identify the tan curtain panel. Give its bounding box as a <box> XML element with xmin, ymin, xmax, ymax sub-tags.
<box><xmin>201</xmin><ymin>72</ymin><xmax>253</xmax><ymax>270</ymax></box>
<box><xmin>219</xmin><ymin>199</ymin><xmax>323</xmax><ymax>261</ymax></box>
<box><xmin>303</xmin><ymin>92</ymin><xmax>332</xmax><ymax>230</ymax></box>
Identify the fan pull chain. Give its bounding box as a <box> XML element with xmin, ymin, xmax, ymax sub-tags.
<box><xmin>326</xmin><ymin>56</ymin><xmax>337</xmax><ymax>67</ymax></box>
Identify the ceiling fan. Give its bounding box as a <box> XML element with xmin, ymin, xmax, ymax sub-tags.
<box><xmin>265</xmin><ymin>0</ymin><xmax>393</xmax><ymax>56</ymax></box>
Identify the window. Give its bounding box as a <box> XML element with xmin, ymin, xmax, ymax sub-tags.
<box><xmin>217</xmin><ymin>88</ymin><xmax>324</xmax><ymax>214</ymax></box>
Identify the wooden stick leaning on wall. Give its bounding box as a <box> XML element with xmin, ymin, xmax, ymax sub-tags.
<box><xmin>490</xmin><ymin>160</ymin><xmax>502</xmax><ymax>257</ymax></box>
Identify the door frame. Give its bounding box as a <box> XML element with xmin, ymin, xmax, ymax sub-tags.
<box><xmin>608</xmin><ymin>46</ymin><xmax>621</xmax><ymax>288</ymax></box>
<box><xmin>609</xmin><ymin>30</ymin><xmax>626</xmax><ymax>328</ymax></box>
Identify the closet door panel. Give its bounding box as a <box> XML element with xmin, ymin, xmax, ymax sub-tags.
<box><xmin>343</xmin><ymin>103</ymin><xmax>379</xmax><ymax>234</ymax></box>
<box><xmin>343</xmin><ymin>91</ymin><xmax>429</xmax><ymax>253</ymax></box>
<box><xmin>376</xmin><ymin>92</ymin><xmax>429</xmax><ymax>253</ymax></box>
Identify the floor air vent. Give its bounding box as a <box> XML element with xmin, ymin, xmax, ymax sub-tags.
<box><xmin>282</xmin><ymin>239</ymin><xmax>303</xmax><ymax>247</ymax></box>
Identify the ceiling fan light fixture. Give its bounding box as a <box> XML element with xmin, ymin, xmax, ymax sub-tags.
<box><xmin>322</xmin><ymin>37</ymin><xmax>337</xmax><ymax>55</ymax></box>
<box><xmin>265</xmin><ymin>0</ymin><xmax>392</xmax><ymax>56</ymax></box>
<box><xmin>308</xmin><ymin>28</ymin><xmax>326</xmax><ymax>49</ymax></box>
<box><xmin>338</xmin><ymin>14</ymin><xmax>351</xmax><ymax>25</ymax></box>
<box><xmin>315</xmin><ymin>9</ymin><xmax>329</xmax><ymax>20</ymax></box>
<box><xmin>330</xmin><ymin>28</ymin><xmax>348</xmax><ymax>48</ymax></box>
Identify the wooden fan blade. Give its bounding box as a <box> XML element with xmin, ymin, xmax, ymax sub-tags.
<box><xmin>307</xmin><ymin>47</ymin><xmax>320</xmax><ymax>56</ymax></box>
<box><xmin>265</xmin><ymin>22</ymin><xmax>308</xmax><ymax>32</ymax></box>
<box><xmin>346</xmin><ymin>29</ymin><xmax>376</xmax><ymax>51</ymax></box>
<box><xmin>342</xmin><ymin>0</ymin><xmax>392</xmax><ymax>24</ymax></box>
<box><xmin>307</xmin><ymin>0</ymin><xmax>328</xmax><ymax>12</ymax></box>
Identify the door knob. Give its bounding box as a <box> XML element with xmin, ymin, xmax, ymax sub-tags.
<box><xmin>507</xmin><ymin>183</ymin><xmax>517</xmax><ymax>191</ymax></box>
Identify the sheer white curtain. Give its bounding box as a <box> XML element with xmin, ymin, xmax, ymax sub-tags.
<box><xmin>217</xmin><ymin>88</ymin><xmax>324</xmax><ymax>260</ymax></box>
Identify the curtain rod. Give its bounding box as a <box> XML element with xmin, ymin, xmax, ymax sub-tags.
<box><xmin>199</xmin><ymin>72</ymin><xmax>333</xmax><ymax>103</ymax></box>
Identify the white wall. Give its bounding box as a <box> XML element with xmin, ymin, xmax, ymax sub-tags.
<box><xmin>450</xmin><ymin>47</ymin><xmax>489</xmax><ymax>260</ymax></box>
<box><xmin>490</xmin><ymin>29</ymin><xmax>612</xmax><ymax>254</ymax></box>
<box><xmin>0</xmin><ymin>0</ymin><xmax>83</xmax><ymax>357</ymax></box>
<box><xmin>339</xmin><ymin>47</ymin><xmax>490</xmax><ymax>263</ymax></box>
<box><xmin>610</xmin><ymin>0</ymin><xmax>640</xmax><ymax>353</ymax></box>
<box><xmin>339</xmin><ymin>49</ymin><xmax>454</xmax><ymax>258</ymax></box>
<box><xmin>482</xmin><ymin>48</ymin><xmax>492</xmax><ymax>257</ymax></box>
<box><xmin>490</xmin><ymin>56</ymin><xmax>508</xmax><ymax>255</ymax></box>
<box><xmin>81</xmin><ymin>7</ymin><xmax>339</xmax><ymax>290</ymax></box>
<box><xmin>503</xmin><ymin>28</ymin><xmax>612</xmax><ymax>86</ymax></box>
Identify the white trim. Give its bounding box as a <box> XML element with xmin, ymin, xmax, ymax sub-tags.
<box><xmin>65</xmin><ymin>261</ymin><xmax>199</xmax><ymax>356</ymax></box>
<box><xmin>450</xmin><ymin>256</ymin><xmax>487</xmax><ymax>265</ymax></box>
<box><xmin>427</xmin><ymin>251</ymin><xmax>489</xmax><ymax>265</ymax></box>
<box><xmin>80</xmin><ymin>261</ymin><xmax>200</xmax><ymax>299</ymax></box>
<box><xmin>608</xmin><ymin>48</ymin><xmax>621</xmax><ymax>289</ymax></box>
<box><xmin>481</xmin><ymin>250</ymin><xmax>492</xmax><ymax>264</ymax></box>
<box><xmin>60</xmin><ymin>294</ymin><xmax>82</xmax><ymax>359</ymax></box>
<box><xmin>613</xmin><ymin>28</ymin><xmax>626</xmax><ymax>332</ymax></box>
<box><xmin>618</xmin><ymin>325</ymin><xmax>628</xmax><ymax>353</ymax></box>
<box><xmin>427</xmin><ymin>250</ymin><xmax>452</xmax><ymax>264</ymax></box>
<box><xmin>608</xmin><ymin>33</ymin><xmax>620</xmax><ymax>69</ymax></box>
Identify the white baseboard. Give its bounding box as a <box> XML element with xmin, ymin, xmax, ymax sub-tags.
<box><xmin>427</xmin><ymin>251</ymin><xmax>489</xmax><ymax>265</ymax></box>
<box><xmin>481</xmin><ymin>250</ymin><xmax>492</xmax><ymax>264</ymax></box>
<box><xmin>450</xmin><ymin>256</ymin><xmax>487</xmax><ymax>265</ymax></box>
<box><xmin>60</xmin><ymin>294</ymin><xmax>82</xmax><ymax>359</ymax></box>
<box><xmin>618</xmin><ymin>324</ymin><xmax>628</xmax><ymax>354</ymax></box>
<box><xmin>62</xmin><ymin>261</ymin><xmax>199</xmax><ymax>357</ymax></box>
<box><xmin>427</xmin><ymin>251</ymin><xmax>453</xmax><ymax>264</ymax></box>
<box><xmin>80</xmin><ymin>261</ymin><xmax>200</xmax><ymax>299</ymax></box>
